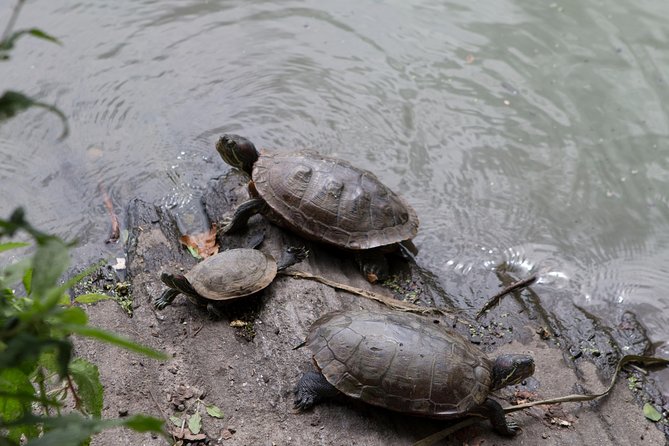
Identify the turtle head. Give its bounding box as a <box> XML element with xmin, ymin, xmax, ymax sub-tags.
<box><xmin>490</xmin><ymin>354</ymin><xmax>535</xmax><ymax>390</ymax></box>
<box><xmin>216</xmin><ymin>134</ymin><xmax>259</xmax><ymax>175</ymax></box>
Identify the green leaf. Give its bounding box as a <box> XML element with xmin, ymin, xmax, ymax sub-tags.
<box><xmin>22</xmin><ymin>266</ymin><xmax>32</xmax><ymax>295</ymax></box>
<box><xmin>118</xmin><ymin>414</ymin><xmax>166</xmax><ymax>433</ymax></box>
<box><xmin>0</xmin><ymin>91</ymin><xmax>69</xmax><ymax>140</ymax></box>
<box><xmin>30</xmin><ymin>237</ymin><xmax>69</xmax><ymax>300</ymax></box>
<box><xmin>643</xmin><ymin>402</ymin><xmax>662</xmax><ymax>422</ymax></box>
<box><xmin>17</xmin><ymin>413</ymin><xmax>166</xmax><ymax>446</ymax></box>
<box><xmin>46</xmin><ymin>260</ymin><xmax>105</xmax><ymax>306</ymax></box>
<box><xmin>60</xmin><ymin>324</ymin><xmax>167</xmax><ymax>360</ymax></box>
<box><xmin>0</xmin><ymin>333</ymin><xmax>72</xmax><ymax>378</ymax></box>
<box><xmin>0</xmin><ymin>91</ymin><xmax>35</xmax><ymax>120</ymax></box>
<box><xmin>56</xmin><ymin>306</ymin><xmax>88</xmax><ymax>325</ymax></box>
<box><xmin>187</xmin><ymin>411</ymin><xmax>201</xmax><ymax>434</ymax></box>
<box><xmin>69</xmin><ymin>358</ymin><xmax>103</xmax><ymax>417</ymax></box>
<box><xmin>205</xmin><ymin>404</ymin><xmax>224</xmax><ymax>419</ymax></box>
<box><xmin>74</xmin><ymin>293</ymin><xmax>112</xmax><ymax>304</ymax></box>
<box><xmin>0</xmin><ymin>28</ymin><xmax>60</xmax><ymax>52</ymax></box>
<box><xmin>0</xmin><ymin>242</ymin><xmax>29</xmax><ymax>253</ymax></box>
<box><xmin>169</xmin><ymin>415</ymin><xmax>183</xmax><ymax>427</ymax></box>
<box><xmin>185</xmin><ymin>245</ymin><xmax>201</xmax><ymax>259</ymax></box>
<box><xmin>0</xmin><ymin>258</ymin><xmax>31</xmax><ymax>291</ymax></box>
<box><xmin>0</xmin><ymin>369</ymin><xmax>39</xmax><ymax>441</ymax></box>
<box><xmin>25</xmin><ymin>28</ymin><xmax>61</xmax><ymax>45</ymax></box>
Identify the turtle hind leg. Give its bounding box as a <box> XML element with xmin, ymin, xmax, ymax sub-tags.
<box><xmin>219</xmin><ymin>198</ymin><xmax>267</xmax><ymax>234</ymax></box>
<box><xmin>355</xmin><ymin>249</ymin><xmax>390</xmax><ymax>283</ymax></box>
<box><xmin>294</xmin><ymin>371</ymin><xmax>339</xmax><ymax>411</ymax></box>
<box><xmin>477</xmin><ymin>398</ymin><xmax>519</xmax><ymax>436</ymax></box>
<box><xmin>205</xmin><ymin>302</ymin><xmax>224</xmax><ymax>319</ymax></box>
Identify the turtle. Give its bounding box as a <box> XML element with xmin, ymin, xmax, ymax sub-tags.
<box><xmin>215</xmin><ymin>134</ymin><xmax>419</xmax><ymax>282</ymax></box>
<box><xmin>154</xmin><ymin>244</ymin><xmax>307</xmax><ymax>316</ymax></box>
<box><xmin>294</xmin><ymin>310</ymin><xmax>535</xmax><ymax>436</ymax></box>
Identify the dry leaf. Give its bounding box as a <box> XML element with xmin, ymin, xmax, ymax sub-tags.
<box><xmin>180</xmin><ymin>226</ymin><xmax>219</xmax><ymax>259</ymax></box>
<box><xmin>171</xmin><ymin>428</ymin><xmax>207</xmax><ymax>441</ymax></box>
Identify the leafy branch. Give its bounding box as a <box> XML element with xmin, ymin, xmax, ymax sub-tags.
<box><xmin>0</xmin><ymin>0</ymin><xmax>68</xmax><ymax>139</ymax></box>
<box><xmin>0</xmin><ymin>208</ymin><xmax>169</xmax><ymax>445</ymax></box>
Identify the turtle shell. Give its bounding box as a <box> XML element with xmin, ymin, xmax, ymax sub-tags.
<box><xmin>185</xmin><ymin>248</ymin><xmax>277</xmax><ymax>300</ymax></box>
<box><xmin>252</xmin><ymin>151</ymin><xmax>418</xmax><ymax>250</ymax></box>
<box><xmin>303</xmin><ymin>310</ymin><xmax>493</xmax><ymax>418</ymax></box>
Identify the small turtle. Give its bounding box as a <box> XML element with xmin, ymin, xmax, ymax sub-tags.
<box><xmin>154</xmin><ymin>244</ymin><xmax>307</xmax><ymax>316</ymax></box>
<box><xmin>216</xmin><ymin>134</ymin><xmax>419</xmax><ymax>282</ymax></box>
<box><xmin>294</xmin><ymin>310</ymin><xmax>534</xmax><ymax>436</ymax></box>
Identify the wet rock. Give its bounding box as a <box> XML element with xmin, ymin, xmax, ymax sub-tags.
<box><xmin>74</xmin><ymin>172</ymin><xmax>667</xmax><ymax>445</ymax></box>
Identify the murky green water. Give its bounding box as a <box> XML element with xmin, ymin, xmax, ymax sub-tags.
<box><xmin>2</xmin><ymin>0</ymin><xmax>669</xmax><ymax>382</ymax></box>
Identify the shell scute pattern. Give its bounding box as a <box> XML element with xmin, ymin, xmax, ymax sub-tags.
<box><xmin>187</xmin><ymin>249</ymin><xmax>276</xmax><ymax>300</ymax></box>
<box><xmin>253</xmin><ymin>151</ymin><xmax>417</xmax><ymax>250</ymax></box>
<box><xmin>304</xmin><ymin>311</ymin><xmax>494</xmax><ymax>418</ymax></box>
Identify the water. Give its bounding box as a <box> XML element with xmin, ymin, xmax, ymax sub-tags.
<box><xmin>2</xmin><ymin>0</ymin><xmax>669</xmax><ymax>376</ymax></box>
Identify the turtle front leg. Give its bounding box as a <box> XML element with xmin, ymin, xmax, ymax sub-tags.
<box><xmin>294</xmin><ymin>371</ymin><xmax>340</xmax><ymax>411</ymax></box>
<box><xmin>219</xmin><ymin>198</ymin><xmax>267</xmax><ymax>234</ymax></box>
<box><xmin>154</xmin><ymin>289</ymin><xmax>181</xmax><ymax>310</ymax></box>
<box><xmin>478</xmin><ymin>398</ymin><xmax>519</xmax><ymax>436</ymax></box>
<box><xmin>277</xmin><ymin>246</ymin><xmax>309</xmax><ymax>271</ymax></box>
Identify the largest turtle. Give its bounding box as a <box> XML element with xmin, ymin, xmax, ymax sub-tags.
<box><xmin>294</xmin><ymin>310</ymin><xmax>535</xmax><ymax>436</ymax></box>
<box><xmin>216</xmin><ymin>134</ymin><xmax>419</xmax><ymax>282</ymax></box>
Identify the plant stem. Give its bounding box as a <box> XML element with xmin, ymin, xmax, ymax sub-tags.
<box><xmin>66</xmin><ymin>373</ymin><xmax>83</xmax><ymax>412</ymax></box>
<box><xmin>1</xmin><ymin>0</ymin><xmax>26</xmax><ymax>42</ymax></box>
<box><xmin>36</xmin><ymin>367</ymin><xmax>50</xmax><ymax>417</ymax></box>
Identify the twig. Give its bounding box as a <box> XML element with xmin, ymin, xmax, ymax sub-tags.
<box><xmin>476</xmin><ymin>274</ymin><xmax>537</xmax><ymax>319</ymax></box>
<box><xmin>148</xmin><ymin>386</ymin><xmax>177</xmax><ymax>443</ymax></box>
<box><xmin>66</xmin><ymin>373</ymin><xmax>83</xmax><ymax>412</ymax></box>
<box><xmin>411</xmin><ymin>418</ymin><xmax>476</xmax><ymax>446</ymax></box>
<box><xmin>281</xmin><ymin>269</ymin><xmax>449</xmax><ymax>317</ymax></box>
<box><xmin>412</xmin><ymin>354</ymin><xmax>669</xmax><ymax>446</ymax></box>
<box><xmin>99</xmin><ymin>182</ymin><xmax>120</xmax><ymax>244</ymax></box>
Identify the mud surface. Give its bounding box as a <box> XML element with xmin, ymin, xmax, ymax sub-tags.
<box><xmin>75</xmin><ymin>172</ymin><xmax>668</xmax><ymax>445</ymax></box>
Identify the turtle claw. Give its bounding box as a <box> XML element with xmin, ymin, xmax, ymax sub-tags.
<box><xmin>501</xmin><ymin>421</ymin><xmax>520</xmax><ymax>436</ymax></box>
<box><xmin>294</xmin><ymin>371</ymin><xmax>338</xmax><ymax>411</ymax></box>
<box><xmin>154</xmin><ymin>289</ymin><xmax>179</xmax><ymax>310</ymax></box>
<box><xmin>277</xmin><ymin>246</ymin><xmax>309</xmax><ymax>271</ymax></box>
<box><xmin>217</xmin><ymin>217</ymin><xmax>234</xmax><ymax>235</ymax></box>
<box><xmin>293</xmin><ymin>388</ymin><xmax>316</xmax><ymax>411</ymax></box>
<box><xmin>287</xmin><ymin>246</ymin><xmax>309</xmax><ymax>262</ymax></box>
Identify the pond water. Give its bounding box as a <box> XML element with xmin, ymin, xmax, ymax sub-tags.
<box><xmin>2</xmin><ymin>0</ymin><xmax>669</xmax><ymax>386</ymax></box>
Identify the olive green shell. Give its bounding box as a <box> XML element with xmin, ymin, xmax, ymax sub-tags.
<box><xmin>303</xmin><ymin>310</ymin><xmax>493</xmax><ymax>418</ymax></box>
<box><xmin>186</xmin><ymin>248</ymin><xmax>277</xmax><ymax>300</ymax></box>
<box><xmin>252</xmin><ymin>151</ymin><xmax>418</xmax><ymax>250</ymax></box>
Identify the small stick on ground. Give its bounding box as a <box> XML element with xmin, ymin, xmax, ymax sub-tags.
<box><xmin>148</xmin><ymin>386</ymin><xmax>177</xmax><ymax>443</ymax></box>
<box><xmin>99</xmin><ymin>182</ymin><xmax>120</xmax><ymax>244</ymax></box>
<box><xmin>476</xmin><ymin>274</ymin><xmax>537</xmax><ymax>320</ymax></box>
<box><xmin>282</xmin><ymin>269</ymin><xmax>453</xmax><ymax>318</ymax></box>
<box><xmin>413</xmin><ymin>354</ymin><xmax>669</xmax><ymax>446</ymax></box>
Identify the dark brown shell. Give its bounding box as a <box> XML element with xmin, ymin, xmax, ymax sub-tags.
<box><xmin>303</xmin><ymin>310</ymin><xmax>493</xmax><ymax>418</ymax></box>
<box><xmin>185</xmin><ymin>248</ymin><xmax>277</xmax><ymax>300</ymax></box>
<box><xmin>252</xmin><ymin>151</ymin><xmax>418</xmax><ymax>250</ymax></box>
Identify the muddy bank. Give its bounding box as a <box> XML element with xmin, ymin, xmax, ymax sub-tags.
<box><xmin>75</xmin><ymin>172</ymin><xmax>668</xmax><ymax>445</ymax></box>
